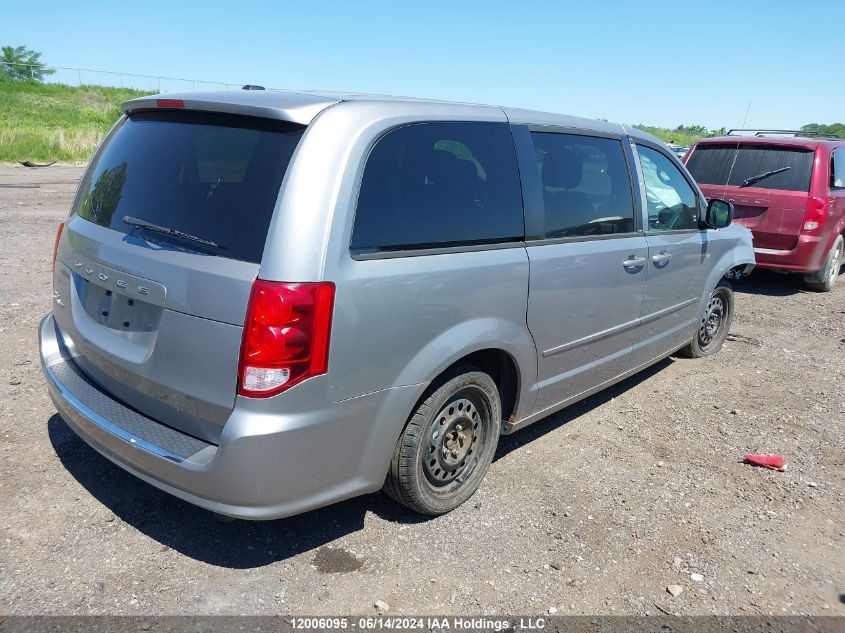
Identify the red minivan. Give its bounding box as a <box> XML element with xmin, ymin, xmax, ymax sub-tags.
<box><xmin>685</xmin><ymin>131</ymin><xmax>845</xmax><ymax>291</ymax></box>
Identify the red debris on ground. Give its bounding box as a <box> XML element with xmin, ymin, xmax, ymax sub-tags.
<box><xmin>744</xmin><ymin>453</ymin><xmax>787</xmax><ymax>472</ymax></box>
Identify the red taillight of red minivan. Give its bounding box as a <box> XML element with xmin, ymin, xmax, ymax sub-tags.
<box><xmin>801</xmin><ymin>196</ymin><xmax>830</xmax><ymax>234</ymax></box>
<box><xmin>51</xmin><ymin>221</ymin><xmax>65</xmax><ymax>272</ymax></box>
<box><xmin>237</xmin><ymin>280</ymin><xmax>335</xmax><ymax>398</ymax></box>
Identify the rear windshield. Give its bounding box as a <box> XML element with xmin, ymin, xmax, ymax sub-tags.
<box><xmin>685</xmin><ymin>144</ymin><xmax>814</xmax><ymax>192</ymax></box>
<box><xmin>74</xmin><ymin>110</ymin><xmax>305</xmax><ymax>263</ymax></box>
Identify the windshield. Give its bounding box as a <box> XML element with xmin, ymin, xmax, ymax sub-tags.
<box><xmin>686</xmin><ymin>144</ymin><xmax>813</xmax><ymax>192</ymax></box>
<box><xmin>74</xmin><ymin>110</ymin><xmax>305</xmax><ymax>263</ymax></box>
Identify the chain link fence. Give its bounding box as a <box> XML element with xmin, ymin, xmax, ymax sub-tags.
<box><xmin>1</xmin><ymin>62</ymin><xmax>243</xmax><ymax>92</ymax></box>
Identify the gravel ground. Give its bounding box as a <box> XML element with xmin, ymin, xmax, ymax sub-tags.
<box><xmin>1</xmin><ymin>164</ymin><xmax>843</xmax><ymax>617</ymax></box>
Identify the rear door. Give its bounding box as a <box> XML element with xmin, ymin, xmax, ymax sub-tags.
<box><xmin>685</xmin><ymin>143</ymin><xmax>815</xmax><ymax>253</ymax></box>
<box><xmin>517</xmin><ymin>127</ymin><xmax>647</xmax><ymax>414</ymax></box>
<box><xmin>52</xmin><ymin>110</ymin><xmax>305</xmax><ymax>443</ymax></box>
<box><xmin>631</xmin><ymin>143</ymin><xmax>709</xmax><ymax>364</ymax></box>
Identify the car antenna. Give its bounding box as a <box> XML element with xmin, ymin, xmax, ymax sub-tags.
<box><xmin>723</xmin><ymin>98</ymin><xmax>752</xmax><ymax>200</ymax></box>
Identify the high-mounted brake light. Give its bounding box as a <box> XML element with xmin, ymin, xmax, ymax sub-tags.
<box><xmin>801</xmin><ymin>196</ymin><xmax>829</xmax><ymax>233</ymax></box>
<box><xmin>156</xmin><ymin>98</ymin><xmax>185</xmax><ymax>108</ymax></box>
<box><xmin>238</xmin><ymin>280</ymin><xmax>335</xmax><ymax>398</ymax></box>
<box><xmin>51</xmin><ymin>221</ymin><xmax>65</xmax><ymax>272</ymax></box>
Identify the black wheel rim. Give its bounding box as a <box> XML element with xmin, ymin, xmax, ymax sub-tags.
<box><xmin>699</xmin><ymin>289</ymin><xmax>729</xmax><ymax>349</ymax></box>
<box><xmin>423</xmin><ymin>389</ymin><xmax>490</xmax><ymax>491</ymax></box>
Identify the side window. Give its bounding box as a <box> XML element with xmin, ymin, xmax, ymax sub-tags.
<box><xmin>531</xmin><ymin>132</ymin><xmax>635</xmax><ymax>238</ymax></box>
<box><xmin>833</xmin><ymin>149</ymin><xmax>845</xmax><ymax>189</ymax></box>
<box><xmin>350</xmin><ymin>122</ymin><xmax>523</xmax><ymax>252</ymax></box>
<box><xmin>636</xmin><ymin>145</ymin><xmax>699</xmax><ymax>231</ymax></box>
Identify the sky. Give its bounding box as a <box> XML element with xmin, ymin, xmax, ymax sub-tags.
<box><xmin>4</xmin><ymin>0</ymin><xmax>843</xmax><ymax>130</ymax></box>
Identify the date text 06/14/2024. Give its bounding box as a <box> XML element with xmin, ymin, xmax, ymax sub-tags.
<box><xmin>290</xmin><ymin>617</ymin><xmax>547</xmax><ymax>631</ymax></box>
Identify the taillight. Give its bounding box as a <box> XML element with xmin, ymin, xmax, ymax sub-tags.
<box><xmin>156</xmin><ymin>98</ymin><xmax>184</xmax><ymax>108</ymax></box>
<box><xmin>238</xmin><ymin>280</ymin><xmax>335</xmax><ymax>398</ymax></box>
<box><xmin>51</xmin><ymin>221</ymin><xmax>65</xmax><ymax>272</ymax></box>
<box><xmin>801</xmin><ymin>196</ymin><xmax>829</xmax><ymax>234</ymax></box>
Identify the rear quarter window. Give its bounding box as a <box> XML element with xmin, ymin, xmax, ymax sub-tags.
<box><xmin>75</xmin><ymin>111</ymin><xmax>305</xmax><ymax>263</ymax></box>
<box><xmin>686</xmin><ymin>144</ymin><xmax>814</xmax><ymax>192</ymax></box>
<box><xmin>350</xmin><ymin>122</ymin><xmax>524</xmax><ymax>252</ymax></box>
<box><xmin>833</xmin><ymin>148</ymin><xmax>845</xmax><ymax>189</ymax></box>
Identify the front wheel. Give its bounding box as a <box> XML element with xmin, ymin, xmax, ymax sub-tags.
<box><xmin>680</xmin><ymin>279</ymin><xmax>734</xmax><ymax>358</ymax></box>
<box><xmin>383</xmin><ymin>364</ymin><xmax>501</xmax><ymax>515</ymax></box>
<box><xmin>804</xmin><ymin>235</ymin><xmax>843</xmax><ymax>292</ymax></box>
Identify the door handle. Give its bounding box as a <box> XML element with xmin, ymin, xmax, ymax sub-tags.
<box><xmin>622</xmin><ymin>255</ymin><xmax>646</xmax><ymax>270</ymax></box>
<box><xmin>651</xmin><ymin>251</ymin><xmax>672</xmax><ymax>264</ymax></box>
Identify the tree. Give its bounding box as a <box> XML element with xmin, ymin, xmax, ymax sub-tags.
<box><xmin>0</xmin><ymin>45</ymin><xmax>55</xmax><ymax>82</ymax></box>
<box><xmin>78</xmin><ymin>163</ymin><xmax>128</xmax><ymax>227</ymax></box>
<box><xmin>801</xmin><ymin>123</ymin><xmax>845</xmax><ymax>139</ymax></box>
<box><xmin>674</xmin><ymin>124</ymin><xmax>709</xmax><ymax>137</ymax></box>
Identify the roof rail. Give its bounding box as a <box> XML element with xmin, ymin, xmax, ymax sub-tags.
<box><xmin>726</xmin><ymin>128</ymin><xmax>839</xmax><ymax>139</ymax></box>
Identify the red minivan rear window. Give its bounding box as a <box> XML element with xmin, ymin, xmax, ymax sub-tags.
<box><xmin>686</xmin><ymin>144</ymin><xmax>814</xmax><ymax>192</ymax></box>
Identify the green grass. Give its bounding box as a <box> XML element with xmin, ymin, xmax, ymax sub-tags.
<box><xmin>633</xmin><ymin>126</ymin><xmax>702</xmax><ymax>147</ymax></box>
<box><xmin>0</xmin><ymin>82</ymin><xmax>151</xmax><ymax>162</ymax></box>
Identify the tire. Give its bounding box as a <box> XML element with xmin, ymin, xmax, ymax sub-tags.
<box><xmin>383</xmin><ymin>364</ymin><xmax>501</xmax><ymax>515</ymax></box>
<box><xmin>804</xmin><ymin>235</ymin><xmax>843</xmax><ymax>292</ymax></box>
<box><xmin>680</xmin><ymin>279</ymin><xmax>734</xmax><ymax>358</ymax></box>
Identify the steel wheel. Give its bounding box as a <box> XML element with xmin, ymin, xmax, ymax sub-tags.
<box><xmin>424</xmin><ymin>395</ymin><xmax>485</xmax><ymax>490</ymax></box>
<box><xmin>384</xmin><ymin>365</ymin><xmax>501</xmax><ymax>515</ymax></box>
<box><xmin>681</xmin><ymin>280</ymin><xmax>734</xmax><ymax>358</ymax></box>
<box><xmin>699</xmin><ymin>291</ymin><xmax>727</xmax><ymax>349</ymax></box>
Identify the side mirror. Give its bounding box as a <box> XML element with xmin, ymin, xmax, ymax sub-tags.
<box><xmin>703</xmin><ymin>198</ymin><xmax>733</xmax><ymax>229</ymax></box>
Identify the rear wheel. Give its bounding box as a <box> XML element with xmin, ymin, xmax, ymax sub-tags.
<box><xmin>804</xmin><ymin>235</ymin><xmax>843</xmax><ymax>292</ymax></box>
<box><xmin>680</xmin><ymin>280</ymin><xmax>734</xmax><ymax>358</ymax></box>
<box><xmin>383</xmin><ymin>364</ymin><xmax>501</xmax><ymax>515</ymax></box>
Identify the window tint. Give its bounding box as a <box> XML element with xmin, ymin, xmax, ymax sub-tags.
<box><xmin>636</xmin><ymin>145</ymin><xmax>698</xmax><ymax>231</ymax></box>
<box><xmin>350</xmin><ymin>122</ymin><xmax>523</xmax><ymax>252</ymax></box>
<box><xmin>833</xmin><ymin>148</ymin><xmax>845</xmax><ymax>189</ymax></box>
<box><xmin>685</xmin><ymin>144</ymin><xmax>814</xmax><ymax>192</ymax></box>
<box><xmin>531</xmin><ymin>132</ymin><xmax>635</xmax><ymax>238</ymax></box>
<box><xmin>75</xmin><ymin>111</ymin><xmax>305</xmax><ymax>263</ymax></box>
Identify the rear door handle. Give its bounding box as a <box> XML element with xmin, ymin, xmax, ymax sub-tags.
<box><xmin>622</xmin><ymin>256</ymin><xmax>646</xmax><ymax>270</ymax></box>
<box><xmin>651</xmin><ymin>251</ymin><xmax>672</xmax><ymax>264</ymax></box>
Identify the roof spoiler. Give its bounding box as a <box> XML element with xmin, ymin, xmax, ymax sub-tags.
<box><xmin>121</xmin><ymin>91</ymin><xmax>338</xmax><ymax>126</ymax></box>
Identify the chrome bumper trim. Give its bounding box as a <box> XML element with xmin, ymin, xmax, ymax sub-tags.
<box><xmin>753</xmin><ymin>247</ymin><xmax>791</xmax><ymax>256</ymax></box>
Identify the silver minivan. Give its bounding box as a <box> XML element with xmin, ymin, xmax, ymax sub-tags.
<box><xmin>40</xmin><ymin>89</ymin><xmax>754</xmax><ymax>518</ymax></box>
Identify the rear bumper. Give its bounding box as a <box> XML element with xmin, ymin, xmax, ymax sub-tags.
<box><xmin>40</xmin><ymin>313</ymin><xmax>418</xmax><ymax>519</ymax></box>
<box><xmin>753</xmin><ymin>233</ymin><xmax>830</xmax><ymax>273</ymax></box>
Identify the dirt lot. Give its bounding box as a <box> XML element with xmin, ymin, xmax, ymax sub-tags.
<box><xmin>0</xmin><ymin>164</ymin><xmax>843</xmax><ymax>617</ymax></box>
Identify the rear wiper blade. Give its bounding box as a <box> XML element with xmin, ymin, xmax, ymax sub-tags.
<box><xmin>123</xmin><ymin>216</ymin><xmax>223</xmax><ymax>249</ymax></box>
<box><xmin>740</xmin><ymin>166</ymin><xmax>791</xmax><ymax>188</ymax></box>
